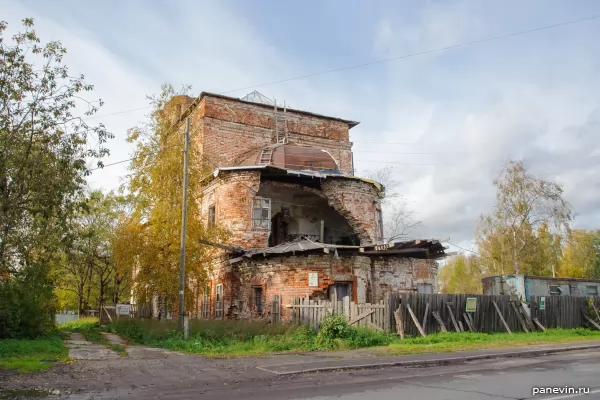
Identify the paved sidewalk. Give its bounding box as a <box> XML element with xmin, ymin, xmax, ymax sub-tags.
<box><xmin>256</xmin><ymin>340</ymin><xmax>600</xmax><ymax>375</ymax></box>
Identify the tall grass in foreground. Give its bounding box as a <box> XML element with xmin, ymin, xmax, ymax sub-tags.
<box><xmin>106</xmin><ymin>315</ymin><xmax>600</xmax><ymax>357</ymax></box>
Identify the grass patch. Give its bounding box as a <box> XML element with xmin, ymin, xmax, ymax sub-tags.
<box><xmin>385</xmin><ymin>328</ymin><xmax>600</xmax><ymax>355</ymax></box>
<box><xmin>0</xmin><ymin>334</ymin><xmax>68</xmax><ymax>373</ymax></box>
<box><xmin>106</xmin><ymin>317</ymin><xmax>600</xmax><ymax>358</ymax></box>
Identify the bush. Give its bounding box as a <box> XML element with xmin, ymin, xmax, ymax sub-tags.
<box><xmin>317</xmin><ymin>314</ymin><xmax>351</xmax><ymax>342</ymax></box>
<box><xmin>0</xmin><ymin>265</ymin><xmax>57</xmax><ymax>339</ymax></box>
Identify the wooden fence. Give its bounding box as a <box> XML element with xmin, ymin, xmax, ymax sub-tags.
<box><xmin>288</xmin><ymin>295</ymin><xmax>389</xmax><ymax>331</ymax></box>
<box><xmin>530</xmin><ymin>295</ymin><xmax>600</xmax><ymax>329</ymax></box>
<box><xmin>388</xmin><ymin>293</ymin><xmax>600</xmax><ymax>337</ymax></box>
<box><xmin>286</xmin><ymin>293</ymin><xmax>600</xmax><ymax>336</ymax></box>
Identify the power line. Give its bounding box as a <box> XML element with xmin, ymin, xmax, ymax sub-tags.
<box><xmin>447</xmin><ymin>241</ymin><xmax>479</xmax><ymax>255</ymax></box>
<box><xmin>79</xmin><ymin>14</ymin><xmax>600</xmax><ymax>122</ymax></box>
<box><xmin>219</xmin><ymin>14</ymin><xmax>600</xmax><ymax>95</ymax></box>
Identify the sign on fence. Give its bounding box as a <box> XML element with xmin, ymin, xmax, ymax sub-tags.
<box><xmin>539</xmin><ymin>296</ymin><xmax>546</xmax><ymax>310</ymax></box>
<box><xmin>116</xmin><ymin>304</ymin><xmax>131</xmax><ymax>316</ymax></box>
<box><xmin>465</xmin><ymin>297</ymin><xmax>477</xmax><ymax>312</ymax></box>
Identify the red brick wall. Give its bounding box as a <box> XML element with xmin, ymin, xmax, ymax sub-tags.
<box><xmin>204</xmin><ymin>254</ymin><xmax>438</xmax><ymax>320</ymax></box>
<box><xmin>197</xmin><ymin>95</ymin><xmax>354</xmax><ymax>174</ymax></box>
<box><xmin>203</xmin><ymin>170</ymin><xmax>270</xmax><ymax>249</ymax></box>
<box><xmin>322</xmin><ymin>179</ymin><xmax>381</xmax><ymax>245</ymax></box>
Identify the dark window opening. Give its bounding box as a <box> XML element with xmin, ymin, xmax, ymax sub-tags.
<box><xmin>202</xmin><ymin>286</ymin><xmax>209</xmax><ymax>319</ymax></box>
<box><xmin>549</xmin><ymin>285</ymin><xmax>561</xmax><ymax>296</ymax></box>
<box><xmin>208</xmin><ymin>205</ymin><xmax>216</xmax><ymax>227</ymax></box>
<box><xmin>254</xmin><ymin>287</ymin><xmax>263</xmax><ymax>313</ymax></box>
<box><xmin>269</xmin><ymin>212</ymin><xmax>288</xmax><ymax>247</ymax></box>
<box><xmin>588</xmin><ymin>286</ymin><xmax>598</xmax><ymax>296</ymax></box>
<box><xmin>328</xmin><ymin>283</ymin><xmax>351</xmax><ymax>301</ymax></box>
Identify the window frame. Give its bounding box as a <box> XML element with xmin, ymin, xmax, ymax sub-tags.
<box><xmin>215</xmin><ymin>284</ymin><xmax>223</xmax><ymax>320</ymax></box>
<box><xmin>208</xmin><ymin>205</ymin><xmax>216</xmax><ymax>227</ymax></box>
<box><xmin>253</xmin><ymin>286</ymin><xmax>263</xmax><ymax>314</ymax></box>
<box><xmin>587</xmin><ymin>285</ymin><xmax>598</xmax><ymax>296</ymax></box>
<box><xmin>252</xmin><ymin>197</ymin><xmax>271</xmax><ymax>229</ymax></box>
<box><xmin>202</xmin><ymin>285</ymin><xmax>209</xmax><ymax>319</ymax></box>
<box><xmin>549</xmin><ymin>284</ymin><xmax>561</xmax><ymax>296</ymax></box>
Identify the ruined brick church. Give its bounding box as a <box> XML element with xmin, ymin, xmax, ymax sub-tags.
<box><xmin>163</xmin><ymin>91</ymin><xmax>446</xmax><ymax>320</ymax></box>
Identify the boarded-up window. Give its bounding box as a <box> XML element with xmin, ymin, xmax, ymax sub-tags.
<box><xmin>252</xmin><ymin>198</ymin><xmax>271</xmax><ymax>228</ymax></box>
<box><xmin>215</xmin><ymin>284</ymin><xmax>223</xmax><ymax>320</ymax></box>
<box><xmin>418</xmin><ymin>284</ymin><xmax>433</xmax><ymax>294</ymax></box>
<box><xmin>588</xmin><ymin>285</ymin><xmax>598</xmax><ymax>296</ymax></box>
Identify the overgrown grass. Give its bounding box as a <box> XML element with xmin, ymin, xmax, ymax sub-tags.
<box><xmin>385</xmin><ymin>328</ymin><xmax>600</xmax><ymax>355</ymax></box>
<box><xmin>0</xmin><ymin>334</ymin><xmax>68</xmax><ymax>372</ymax></box>
<box><xmin>59</xmin><ymin>317</ymin><xmax>106</xmax><ymax>343</ymax></box>
<box><xmin>106</xmin><ymin>316</ymin><xmax>600</xmax><ymax>358</ymax></box>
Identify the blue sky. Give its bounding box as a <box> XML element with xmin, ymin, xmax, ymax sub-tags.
<box><xmin>4</xmin><ymin>0</ymin><xmax>600</xmax><ymax>250</ymax></box>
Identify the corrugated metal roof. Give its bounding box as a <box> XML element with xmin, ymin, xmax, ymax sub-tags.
<box><xmin>230</xmin><ymin>238</ymin><xmax>448</xmax><ymax>263</ymax></box>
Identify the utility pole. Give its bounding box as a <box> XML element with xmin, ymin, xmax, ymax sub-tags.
<box><xmin>178</xmin><ymin>117</ymin><xmax>190</xmax><ymax>339</ymax></box>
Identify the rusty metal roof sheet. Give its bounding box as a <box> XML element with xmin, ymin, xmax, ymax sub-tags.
<box><xmin>229</xmin><ymin>238</ymin><xmax>448</xmax><ymax>263</ymax></box>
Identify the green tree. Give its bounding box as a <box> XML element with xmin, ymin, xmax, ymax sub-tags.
<box><xmin>116</xmin><ymin>85</ymin><xmax>228</xmax><ymax>313</ymax></box>
<box><xmin>476</xmin><ymin>160</ymin><xmax>573</xmax><ymax>275</ymax></box>
<box><xmin>438</xmin><ymin>254</ymin><xmax>483</xmax><ymax>294</ymax></box>
<box><xmin>559</xmin><ymin>230</ymin><xmax>600</xmax><ymax>279</ymax></box>
<box><xmin>0</xmin><ymin>18</ymin><xmax>112</xmax><ymax>274</ymax></box>
<box><xmin>0</xmin><ymin>18</ymin><xmax>111</xmax><ymax>337</ymax></box>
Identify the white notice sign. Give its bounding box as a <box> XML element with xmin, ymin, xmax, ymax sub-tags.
<box><xmin>116</xmin><ymin>304</ymin><xmax>131</xmax><ymax>316</ymax></box>
<box><xmin>308</xmin><ymin>272</ymin><xmax>318</xmax><ymax>287</ymax></box>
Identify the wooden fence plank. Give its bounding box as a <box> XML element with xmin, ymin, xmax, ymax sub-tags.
<box><xmin>446</xmin><ymin>304</ymin><xmax>460</xmax><ymax>333</ymax></box>
<box><xmin>492</xmin><ymin>300</ymin><xmax>512</xmax><ymax>334</ymax></box>
<box><xmin>349</xmin><ymin>310</ymin><xmax>375</xmax><ymax>325</ymax></box>
<box><xmin>533</xmin><ymin>318</ymin><xmax>546</xmax><ymax>332</ymax></box>
<box><xmin>432</xmin><ymin>311</ymin><xmax>447</xmax><ymax>333</ymax></box>
<box><xmin>510</xmin><ymin>301</ymin><xmax>529</xmax><ymax>333</ymax></box>
<box><xmin>394</xmin><ymin>307</ymin><xmax>404</xmax><ymax>339</ymax></box>
<box><xmin>422</xmin><ymin>302</ymin><xmax>429</xmax><ymax>331</ymax></box>
<box><xmin>407</xmin><ymin>304</ymin><xmax>426</xmax><ymax>337</ymax></box>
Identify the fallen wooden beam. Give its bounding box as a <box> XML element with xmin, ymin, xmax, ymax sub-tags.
<box><xmin>393</xmin><ymin>307</ymin><xmax>405</xmax><ymax>339</ymax></box>
<box><xmin>432</xmin><ymin>311</ymin><xmax>447</xmax><ymax>333</ymax></box>
<box><xmin>532</xmin><ymin>317</ymin><xmax>546</xmax><ymax>332</ymax></box>
<box><xmin>492</xmin><ymin>300</ymin><xmax>512</xmax><ymax>335</ymax></box>
<box><xmin>458</xmin><ymin>321</ymin><xmax>464</xmax><ymax>332</ymax></box>
<box><xmin>422</xmin><ymin>302</ymin><xmax>430</xmax><ymax>332</ymax></box>
<box><xmin>406</xmin><ymin>304</ymin><xmax>427</xmax><ymax>337</ymax></box>
<box><xmin>446</xmin><ymin>304</ymin><xmax>461</xmax><ymax>333</ymax></box>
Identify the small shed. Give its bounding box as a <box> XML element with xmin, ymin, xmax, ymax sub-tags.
<box><xmin>482</xmin><ymin>274</ymin><xmax>600</xmax><ymax>301</ymax></box>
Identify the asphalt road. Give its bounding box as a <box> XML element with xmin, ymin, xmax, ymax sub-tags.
<box><xmin>3</xmin><ymin>347</ymin><xmax>599</xmax><ymax>399</ymax></box>
<box><xmin>197</xmin><ymin>349</ymin><xmax>600</xmax><ymax>400</ymax></box>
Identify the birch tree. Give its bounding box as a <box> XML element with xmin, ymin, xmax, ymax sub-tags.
<box><xmin>477</xmin><ymin>160</ymin><xmax>573</xmax><ymax>275</ymax></box>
